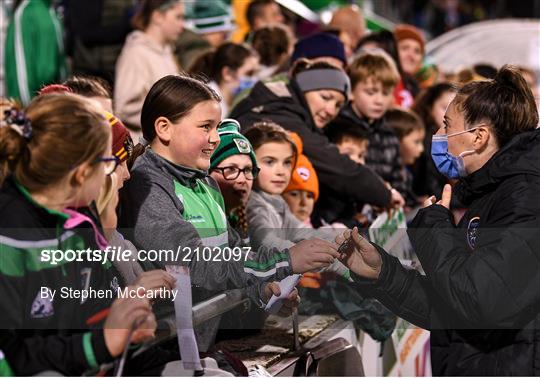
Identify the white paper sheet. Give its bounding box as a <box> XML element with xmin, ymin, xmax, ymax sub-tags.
<box><xmin>264</xmin><ymin>274</ymin><xmax>301</xmax><ymax>314</ymax></box>
<box><xmin>166</xmin><ymin>265</ymin><xmax>203</xmax><ymax>372</ymax></box>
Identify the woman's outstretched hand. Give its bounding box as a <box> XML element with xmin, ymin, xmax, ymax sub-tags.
<box><xmin>423</xmin><ymin>184</ymin><xmax>452</xmax><ymax>209</ymax></box>
<box><xmin>335</xmin><ymin>227</ymin><xmax>382</xmax><ymax>280</ymax></box>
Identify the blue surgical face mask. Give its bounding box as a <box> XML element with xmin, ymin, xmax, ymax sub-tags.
<box><xmin>431</xmin><ymin>128</ymin><xmax>479</xmax><ymax>179</ymax></box>
<box><xmin>233</xmin><ymin>77</ymin><xmax>258</xmax><ymax>97</ymax></box>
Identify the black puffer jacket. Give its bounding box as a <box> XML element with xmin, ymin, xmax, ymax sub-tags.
<box><xmin>230</xmin><ymin>79</ymin><xmax>392</xmax><ymax>209</ymax></box>
<box><xmin>353</xmin><ymin>128</ymin><xmax>540</xmax><ymax>375</ymax></box>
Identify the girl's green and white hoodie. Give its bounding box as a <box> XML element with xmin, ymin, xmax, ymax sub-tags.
<box><xmin>119</xmin><ymin>148</ymin><xmax>293</xmax><ymax>297</ymax></box>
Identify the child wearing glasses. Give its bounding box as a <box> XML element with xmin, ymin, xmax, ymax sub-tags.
<box><xmin>209</xmin><ymin>119</ymin><xmax>271</xmax><ymax>335</ymax></box>
<box><xmin>209</xmin><ymin>119</ymin><xmax>259</xmax><ymax>243</ymax></box>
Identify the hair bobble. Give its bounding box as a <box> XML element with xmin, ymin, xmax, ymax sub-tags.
<box><xmin>2</xmin><ymin>108</ymin><xmax>33</xmax><ymax>140</ymax></box>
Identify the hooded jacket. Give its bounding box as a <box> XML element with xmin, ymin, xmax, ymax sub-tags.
<box><xmin>114</xmin><ymin>31</ymin><xmax>178</xmax><ymax>128</ymax></box>
<box><xmin>0</xmin><ymin>178</ymin><xmax>182</xmax><ymax>375</ymax></box>
<box><xmin>353</xmin><ymin>128</ymin><xmax>540</xmax><ymax>375</ymax></box>
<box><xmin>0</xmin><ymin>178</ymin><xmax>118</xmax><ymax>375</ymax></box>
<box><xmin>229</xmin><ymin>80</ymin><xmax>392</xmax><ymax>211</ymax></box>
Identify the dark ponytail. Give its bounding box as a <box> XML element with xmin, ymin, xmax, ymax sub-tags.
<box><xmin>454</xmin><ymin>65</ymin><xmax>539</xmax><ymax>147</ymax></box>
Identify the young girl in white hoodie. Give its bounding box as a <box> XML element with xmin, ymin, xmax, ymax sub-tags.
<box><xmin>115</xmin><ymin>0</ymin><xmax>183</xmax><ymax>132</ymax></box>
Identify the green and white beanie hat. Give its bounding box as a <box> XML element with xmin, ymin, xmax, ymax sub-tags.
<box><xmin>210</xmin><ymin>119</ymin><xmax>258</xmax><ymax>170</ymax></box>
<box><xmin>185</xmin><ymin>0</ymin><xmax>235</xmax><ymax>34</ymax></box>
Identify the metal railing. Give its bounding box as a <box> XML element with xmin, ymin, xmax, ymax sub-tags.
<box><xmin>132</xmin><ymin>288</ymin><xmax>250</xmax><ymax>358</ymax></box>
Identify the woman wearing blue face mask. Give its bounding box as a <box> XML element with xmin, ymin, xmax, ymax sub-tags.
<box><xmin>335</xmin><ymin>65</ymin><xmax>540</xmax><ymax>376</ymax></box>
<box><xmin>430</xmin><ymin>118</ymin><xmax>492</xmax><ymax>179</ymax></box>
<box><xmin>188</xmin><ymin>42</ymin><xmax>259</xmax><ymax>117</ymax></box>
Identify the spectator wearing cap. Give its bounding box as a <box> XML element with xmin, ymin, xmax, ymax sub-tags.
<box><xmin>281</xmin><ymin>133</ymin><xmax>326</xmax><ymax>292</ymax></box>
<box><xmin>323</xmin><ymin>28</ymin><xmax>355</xmax><ymax>61</ymax></box>
<box><xmin>282</xmin><ymin>132</ymin><xmax>319</xmax><ymax>226</ymax></box>
<box><xmin>209</xmin><ymin>119</ymin><xmax>258</xmax><ymax>240</ymax></box>
<box><xmin>175</xmin><ymin>0</ymin><xmax>235</xmax><ymax>82</ymax></box>
<box><xmin>185</xmin><ymin>0</ymin><xmax>234</xmax><ymax>47</ymax></box>
<box><xmin>394</xmin><ymin>24</ymin><xmax>425</xmax><ymax>103</ymax></box>
<box><xmin>291</xmin><ymin>32</ymin><xmax>347</xmax><ymax>69</ymax></box>
<box><xmin>394</xmin><ymin>24</ymin><xmax>425</xmax><ymax>79</ymax></box>
<box><xmin>175</xmin><ymin>0</ymin><xmax>235</xmax><ymax>68</ymax></box>
<box><xmin>105</xmin><ymin>111</ymin><xmax>133</xmax><ymax>184</ymax></box>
